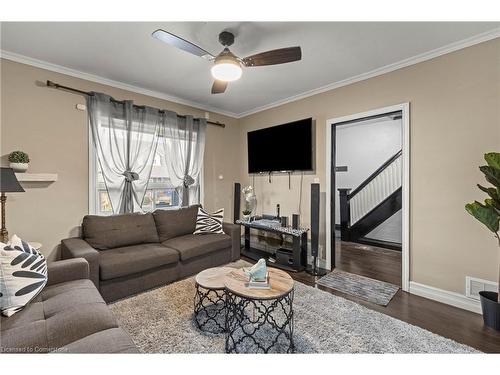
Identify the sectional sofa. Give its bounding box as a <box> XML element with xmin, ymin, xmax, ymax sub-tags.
<box><xmin>61</xmin><ymin>205</ymin><xmax>241</xmax><ymax>302</ymax></box>
<box><xmin>0</xmin><ymin>258</ymin><xmax>138</xmax><ymax>353</ymax></box>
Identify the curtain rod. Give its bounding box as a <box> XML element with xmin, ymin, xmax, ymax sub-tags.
<box><xmin>45</xmin><ymin>80</ymin><xmax>225</xmax><ymax>128</ymax></box>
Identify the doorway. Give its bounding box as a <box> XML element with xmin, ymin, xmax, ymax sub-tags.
<box><xmin>325</xmin><ymin>104</ymin><xmax>410</xmax><ymax>291</ymax></box>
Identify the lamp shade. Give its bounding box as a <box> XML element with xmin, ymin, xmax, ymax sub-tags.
<box><xmin>0</xmin><ymin>168</ymin><xmax>25</xmax><ymax>193</ymax></box>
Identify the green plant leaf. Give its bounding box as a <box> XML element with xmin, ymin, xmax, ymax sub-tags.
<box><xmin>478</xmin><ymin>185</ymin><xmax>500</xmax><ymax>210</ymax></box>
<box><xmin>477</xmin><ymin>184</ymin><xmax>500</xmax><ymax>200</ymax></box>
<box><xmin>480</xmin><ymin>165</ymin><xmax>500</xmax><ymax>187</ymax></box>
<box><xmin>465</xmin><ymin>201</ymin><xmax>500</xmax><ymax>233</ymax></box>
<box><xmin>485</xmin><ymin>198</ymin><xmax>500</xmax><ymax>211</ymax></box>
<box><xmin>8</xmin><ymin>150</ymin><xmax>30</xmax><ymax>163</ymax></box>
<box><xmin>485</xmin><ymin>152</ymin><xmax>500</xmax><ymax>170</ymax></box>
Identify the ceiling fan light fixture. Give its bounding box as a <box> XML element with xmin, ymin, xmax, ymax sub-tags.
<box><xmin>211</xmin><ymin>59</ymin><xmax>242</xmax><ymax>82</ymax></box>
<box><xmin>152</xmin><ymin>29</ymin><xmax>302</xmax><ymax>93</ymax></box>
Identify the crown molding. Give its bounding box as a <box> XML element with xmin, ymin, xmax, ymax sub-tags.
<box><xmin>2</xmin><ymin>27</ymin><xmax>499</xmax><ymax>119</ymax></box>
<box><xmin>236</xmin><ymin>27</ymin><xmax>500</xmax><ymax>118</ymax></box>
<box><xmin>0</xmin><ymin>50</ymin><xmax>239</xmax><ymax>119</ymax></box>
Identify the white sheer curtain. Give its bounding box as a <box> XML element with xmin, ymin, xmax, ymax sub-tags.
<box><xmin>159</xmin><ymin>111</ymin><xmax>206</xmax><ymax>206</ymax></box>
<box><xmin>87</xmin><ymin>93</ymin><xmax>161</xmax><ymax>214</ymax></box>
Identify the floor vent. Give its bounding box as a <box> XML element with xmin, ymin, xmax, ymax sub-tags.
<box><xmin>466</xmin><ymin>276</ymin><xmax>498</xmax><ymax>300</ymax></box>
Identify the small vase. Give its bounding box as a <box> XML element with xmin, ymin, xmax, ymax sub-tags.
<box><xmin>10</xmin><ymin>162</ymin><xmax>29</xmax><ymax>173</ymax></box>
<box><xmin>242</xmin><ymin>214</ymin><xmax>251</xmax><ymax>222</ymax></box>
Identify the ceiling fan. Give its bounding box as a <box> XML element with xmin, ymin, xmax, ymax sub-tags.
<box><xmin>152</xmin><ymin>29</ymin><xmax>302</xmax><ymax>94</ymax></box>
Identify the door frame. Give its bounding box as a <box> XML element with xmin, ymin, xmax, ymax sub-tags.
<box><xmin>325</xmin><ymin>103</ymin><xmax>410</xmax><ymax>292</ymax></box>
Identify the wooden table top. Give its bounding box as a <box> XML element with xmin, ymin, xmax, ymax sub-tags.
<box><xmin>195</xmin><ymin>266</ymin><xmax>234</xmax><ymax>289</ymax></box>
<box><xmin>224</xmin><ymin>267</ymin><xmax>294</xmax><ymax>300</ymax></box>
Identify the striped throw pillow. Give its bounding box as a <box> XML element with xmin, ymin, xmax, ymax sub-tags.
<box><xmin>193</xmin><ymin>207</ymin><xmax>224</xmax><ymax>235</ymax></box>
<box><xmin>0</xmin><ymin>235</ymin><xmax>48</xmax><ymax>317</ymax></box>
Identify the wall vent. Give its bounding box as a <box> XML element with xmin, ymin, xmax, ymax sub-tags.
<box><xmin>466</xmin><ymin>276</ymin><xmax>498</xmax><ymax>300</ymax></box>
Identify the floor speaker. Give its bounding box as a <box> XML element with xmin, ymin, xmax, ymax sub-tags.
<box><xmin>233</xmin><ymin>183</ymin><xmax>241</xmax><ymax>223</ymax></box>
<box><xmin>310</xmin><ymin>183</ymin><xmax>319</xmax><ymax>257</ymax></box>
<box><xmin>306</xmin><ymin>183</ymin><xmax>328</xmax><ymax>276</ymax></box>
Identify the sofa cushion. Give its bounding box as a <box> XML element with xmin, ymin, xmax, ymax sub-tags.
<box><xmin>153</xmin><ymin>205</ymin><xmax>199</xmax><ymax>242</ymax></box>
<box><xmin>60</xmin><ymin>327</ymin><xmax>138</xmax><ymax>353</ymax></box>
<box><xmin>0</xmin><ymin>279</ymin><xmax>98</xmax><ymax>332</ymax></box>
<box><xmin>193</xmin><ymin>207</ymin><xmax>225</xmax><ymax>235</ymax></box>
<box><xmin>1</xmin><ymin>235</ymin><xmax>48</xmax><ymax>317</ymax></box>
<box><xmin>0</xmin><ymin>294</ymin><xmax>44</xmax><ymax>332</ymax></box>
<box><xmin>0</xmin><ymin>279</ymin><xmax>118</xmax><ymax>353</ymax></box>
<box><xmin>99</xmin><ymin>243</ymin><xmax>179</xmax><ymax>281</ymax></box>
<box><xmin>163</xmin><ymin>233</ymin><xmax>231</xmax><ymax>261</ymax></box>
<box><xmin>82</xmin><ymin>213</ymin><xmax>159</xmax><ymax>250</ymax></box>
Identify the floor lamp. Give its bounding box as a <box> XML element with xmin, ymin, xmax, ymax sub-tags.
<box><xmin>1</xmin><ymin>168</ymin><xmax>24</xmax><ymax>243</ymax></box>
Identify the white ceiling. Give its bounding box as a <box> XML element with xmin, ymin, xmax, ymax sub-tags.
<box><xmin>1</xmin><ymin>22</ymin><xmax>499</xmax><ymax>117</ymax></box>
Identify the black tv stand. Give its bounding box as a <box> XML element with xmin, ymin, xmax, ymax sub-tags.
<box><xmin>236</xmin><ymin>218</ymin><xmax>308</xmax><ymax>272</ymax></box>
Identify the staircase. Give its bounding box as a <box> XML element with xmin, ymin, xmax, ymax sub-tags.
<box><xmin>338</xmin><ymin>150</ymin><xmax>402</xmax><ymax>250</ymax></box>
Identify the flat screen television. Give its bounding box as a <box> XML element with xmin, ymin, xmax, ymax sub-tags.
<box><xmin>247</xmin><ymin>118</ymin><xmax>313</xmax><ymax>173</ymax></box>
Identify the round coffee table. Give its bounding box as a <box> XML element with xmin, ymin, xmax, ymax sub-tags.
<box><xmin>194</xmin><ymin>266</ymin><xmax>233</xmax><ymax>333</ymax></box>
<box><xmin>224</xmin><ymin>267</ymin><xmax>295</xmax><ymax>353</ymax></box>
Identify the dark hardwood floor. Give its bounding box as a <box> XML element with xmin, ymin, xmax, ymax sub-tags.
<box><xmin>242</xmin><ymin>240</ymin><xmax>500</xmax><ymax>353</ymax></box>
<box><xmin>334</xmin><ymin>240</ymin><xmax>402</xmax><ymax>286</ymax></box>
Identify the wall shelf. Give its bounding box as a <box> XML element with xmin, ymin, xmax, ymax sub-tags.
<box><xmin>15</xmin><ymin>173</ymin><xmax>58</xmax><ymax>182</ymax></box>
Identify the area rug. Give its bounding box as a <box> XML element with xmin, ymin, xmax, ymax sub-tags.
<box><xmin>109</xmin><ymin>261</ymin><xmax>477</xmax><ymax>353</ymax></box>
<box><xmin>317</xmin><ymin>269</ymin><xmax>399</xmax><ymax>306</ymax></box>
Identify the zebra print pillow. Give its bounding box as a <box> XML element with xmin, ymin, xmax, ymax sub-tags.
<box><xmin>193</xmin><ymin>207</ymin><xmax>224</xmax><ymax>235</ymax></box>
<box><xmin>0</xmin><ymin>235</ymin><xmax>48</xmax><ymax>317</ymax></box>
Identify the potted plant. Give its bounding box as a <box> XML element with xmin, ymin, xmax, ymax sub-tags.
<box><xmin>241</xmin><ymin>185</ymin><xmax>257</xmax><ymax>222</ymax></box>
<box><xmin>242</xmin><ymin>209</ymin><xmax>252</xmax><ymax>222</ymax></box>
<box><xmin>465</xmin><ymin>152</ymin><xmax>500</xmax><ymax>331</ymax></box>
<box><xmin>8</xmin><ymin>151</ymin><xmax>30</xmax><ymax>173</ymax></box>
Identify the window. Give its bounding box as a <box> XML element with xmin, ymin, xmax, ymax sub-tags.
<box><xmin>89</xmin><ymin>138</ymin><xmax>201</xmax><ymax>215</ymax></box>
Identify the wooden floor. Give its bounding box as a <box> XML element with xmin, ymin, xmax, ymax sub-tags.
<box><xmin>334</xmin><ymin>240</ymin><xmax>402</xmax><ymax>286</ymax></box>
<box><xmin>243</xmin><ymin>240</ymin><xmax>500</xmax><ymax>353</ymax></box>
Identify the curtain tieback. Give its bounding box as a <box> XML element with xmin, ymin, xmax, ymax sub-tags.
<box><xmin>122</xmin><ymin>171</ymin><xmax>139</xmax><ymax>182</ymax></box>
<box><xmin>183</xmin><ymin>174</ymin><xmax>195</xmax><ymax>188</ymax></box>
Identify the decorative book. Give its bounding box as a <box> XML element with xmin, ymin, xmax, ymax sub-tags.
<box><xmin>245</xmin><ymin>272</ymin><xmax>271</xmax><ymax>289</ymax></box>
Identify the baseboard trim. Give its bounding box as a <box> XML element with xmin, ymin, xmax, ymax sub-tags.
<box><xmin>409</xmin><ymin>281</ymin><xmax>482</xmax><ymax>315</ymax></box>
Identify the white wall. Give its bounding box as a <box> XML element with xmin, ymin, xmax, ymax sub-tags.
<box><xmin>335</xmin><ymin>117</ymin><xmax>402</xmax><ymax>224</ymax></box>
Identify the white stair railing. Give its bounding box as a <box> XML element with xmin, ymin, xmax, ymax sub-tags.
<box><xmin>349</xmin><ymin>153</ymin><xmax>402</xmax><ymax>225</ymax></box>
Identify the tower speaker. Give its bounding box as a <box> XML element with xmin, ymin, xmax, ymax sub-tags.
<box><xmin>310</xmin><ymin>183</ymin><xmax>320</xmax><ymax>257</ymax></box>
<box><xmin>306</xmin><ymin>183</ymin><xmax>327</xmax><ymax>276</ymax></box>
<box><xmin>233</xmin><ymin>183</ymin><xmax>241</xmax><ymax>223</ymax></box>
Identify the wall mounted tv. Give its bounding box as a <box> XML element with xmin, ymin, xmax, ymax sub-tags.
<box><xmin>247</xmin><ymin>117</ymin><xmax>313</xmax><ymax>173</ymax></box>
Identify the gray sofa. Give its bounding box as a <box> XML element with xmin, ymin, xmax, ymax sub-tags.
<box><xmin>0</xmin><ymin>258</ymin><xmax>137</xmax><ymax>353</ymax></box>
<box><xmin>61</xmin><ymin>205</ymin><xmax>241</xmax><ymax>302</ymax></box>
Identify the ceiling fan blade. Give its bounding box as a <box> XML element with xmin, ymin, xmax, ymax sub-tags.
<box><xmin>211</xmin><ymin>80</ymin><xmax>228</xmax><ymax>94</ymax></box>
<box><xmin>242</xmin><ymin>47</ymin><xmax>302</xmax><ymax>67</ymax></box>
<box><xmin>152</xmin><ymin>29</ymin><xmax>214</xmax><ymax>60</ymax></box>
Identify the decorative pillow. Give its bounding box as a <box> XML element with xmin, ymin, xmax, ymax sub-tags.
<box><xmin>193</xmin><ymin>207</ymin><xmax>224</xmax><ymax>235</ymax></box>
<box><xmin>0</xmin><ymin>235</ymin><xmax>48</xmax><ymax>317</ymax></box>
